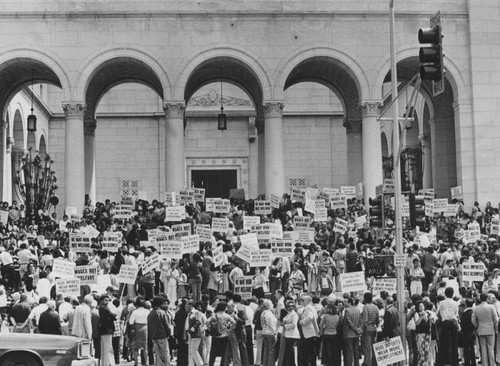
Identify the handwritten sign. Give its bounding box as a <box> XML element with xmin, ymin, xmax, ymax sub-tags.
<box><xmin>251</xmin><ymin>249</ymin><xmax>272</xmax><ymax>267</ymax></box>
<box><xmin>196</xmin><ymin>225</ymin><xmax>213</xmax><ymax>241</ymax></box>
<box><xmin>212</xmin><ymin>218</ymin><xmax>229</xmax><ymax>233</ymax></box>
<box><xmin>142</xmin><ymin>253</ymin><xmax>161</xmax><ymax>274</ymax></box>
<box><xmin>74</xmin><ymin>266</ymin><xmax>99</xmax><ymax>285</ymax></box>
<box><xmin>244</xmin><ymin>216</ymin><xmax>260</xmax><ymax>231</ymax></box>
<box><xmin>254</xmin><ymin>200</ymin><xmax>272</xmax><ymax>215</ymax></box>
<box><xmin>52</xmin><ymin>259</ymin><xmax>76</xmax><ymax>279</ymax></box>
<box><xmin>270</xmin><ymin>194</ymin><xmax>281</xmax><ymax>208</ymax></box>
<box><xmin>433</xmin><ymin>198</ymin><xmax>448</xmax><ymax>213</ymax></box>
<box><xmin>444</xmin><ymin>204</ymin><xmax>459</xmax><ymax>217</ymax></box>
<box><xmin>181</xmin><ymin>235</ymin><xmax>200</xmax><ymax>254</ymax></box>
<box><xmin>213</xmin><ymin>245</ymin><xmax>224</xmax><ymax>268</ymax></box>
<box><xmin>450</xmin><ymin>186</ymin><xmax>463</xmax><ymax>200</ymax></box>
<box><xmin>341</xmin><ymin>185</ymin><xmax>357</xmax><ymax>198</ymax></box>
<box><xmin>56</xmin><ymin>278</ymin><xmax>81</xmax><ymax>298</ymax></box>
<box><xmin>372</xmin><ymin>277</ymin><xmax>397</xmax><ymax>295</ymax></box>
<box><xmin>164</xmin><ymin>206</ymin><xmax>185</xmax><ymax>222</ymax></box>
<box><xmin>234</xmin><ymin>244</ymin><xmax>254</xmax><ymax>263</ymax></box>
<box><xmin>373</xmin><ymin>337</ymin><xmax>406</xmax><ymax>366</ymax></box>
<box><xmin>118</xmin><ymin>265</ymin><xmax>139</xmax><ymax>285</ymax></box>
<box><xmin>340</xmin><ymin>271</ymin><xmax>366</xmax><ymax>293</ymax></box>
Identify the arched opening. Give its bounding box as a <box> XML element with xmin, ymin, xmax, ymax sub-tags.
<box><xmin>39</xmin><ymin>134</ymin><xmax>47</xmax><ymax>160</ymax></box>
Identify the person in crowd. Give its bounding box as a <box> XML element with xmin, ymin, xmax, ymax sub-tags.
<box><xmin>319</xmin><ymin>301</ymin><xmax>341</xmax><ymax>366</ymax></box>
<box><xmin>436</xmin><ymin>287</ymin><xmax>459</xmax><ymax>366</ymax></box>
<box><xmin>72</xmin><ymin>294</ymin><xmax>93</xmax><ymax>340</ymax></box>
<box><xmin>148</xmin><ymin>296</ymin><xmax>171</xmax><ymax>366</ymax></box>
<box><xmin>260</xmin><ymin>299</ymin><xmax>277</xmax><ymax>366</ymax></box>
<box><xmin>460</xmin><ymin>298</ymin><xmax>476</xmax><ymax>366</ymax></box>
<box><xmin>381</xmin><ymin>297</ymin><xmax>400</xmax><ymax>339</ymax></box>
<box><xmin>413</xmin><ymin>300</ymin><xmax>432</xmax><ymax>366</ymax></box>
<box><xmin>99</xmin><ymin>295</ymin><xmax>117</xmax><ymax>366</ymax></box>
<box><xmin>9</xmin><ymin>294</ymin><xmax>31</xmax><ymax>333</ymax></box>
<box><xmin>38</xmin><ymin>300</ymin><xmax>62</xmax><ymax>335</ymax></box>
<box><xmin>343</xmin><ymin>296</ymin><xmax>361</xmax><ymax>366</ymax></box>
<box><xmin>129</xmin><ymin>296</ymin><xmax>149</xmax><ymax>366</ymax></box>
<box><xmin>90</xmin><ymin>299</ymin><xmax>101</xmax><ymax>361</ymax></box>
<box><xmin>252</xmin><ymin>267</ymin><xmax>266</xmax><ymax>299</ymax></box>
<box><xmin>472</xmin><ymin>292</ymin><xmax>498</xmax><ymax>366</ymax></box>
<box><xmin>185</xmin><ymin>299</ymin><xmax>206</xmax><ymax>366</ymax></box>
<box><xmin>187</xmin><ymin>253</ymin><xmax>203</xmax><ymax>302</ymax></box>
<box><xmin>410</xmin><ymin>258</ymin><xmax>425</xmax><ymax>296</ymax></box>
<box><xmin>361</xmin><ymin>292</ymin><xmax>379</xmax><ymax>366</ymax></box>
<box><xmin>253</xmin><ymin>299</ymin><xmax>264</xmax><ymax>366</ymax></box>
<box><xmin>206</xmin><ymin>301</ymin><xmax>236</xmax><ymax>366</ymax></box>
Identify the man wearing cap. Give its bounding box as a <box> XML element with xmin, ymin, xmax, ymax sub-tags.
<box><xmin>409</xmin><ymin>258</ymin><xmax>424</xmax><ymax>296</ymax></box>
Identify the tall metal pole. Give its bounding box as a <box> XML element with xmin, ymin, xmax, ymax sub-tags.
<box><xmin>389</xmin><ymin>0</ymin><xmax>407</xmax><ymax>358</ymax></box>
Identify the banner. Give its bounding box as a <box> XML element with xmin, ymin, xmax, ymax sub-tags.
<box><xmin>118</xmin><ymin>265</ymin><xmax>139</xmax><ymax>285</ymax></box>
<box><xmin>74</xmin><ymin>265</ymin><xmax>99</xmax><ymax>285</ymax></box>
<box><xmin>254</xmin><ymin>200</ymin><xmax>272</xmax><ymax>215</ymax></box>
<box><xmin>244</xmin><ymin>216</ymin><xmax>260</xmax><ymax>231</ymax></box>
<box><xmin>234</xmin><ymin>276</ymin><xmax>253</xmax><ymax>299</ymax></box>
<box><xmin>212</xmin><ymin>218</ymin><xmax>229</xmax><ymax>233</ymax></box>
<box><xmin>159</xmin><ymin>241</ymin><xmax>183</xmax><ymax>259</ymax></box>
<box><xmin>462</xmin><ymin>263</ymin><xmax>485</xmax><ymax>282</ymax></box>
<box><xmin>142</xmin><ymin>253</ymin><xmax>161</xmax><ymax>274</ymax></box>
<box><xmin>52</xmin><ymin>259</ymin><xmax>76</xmax><ymax>279</ymax></box>
<box><xmin>373</xmin><ymin>337</ymin><xmax>406</xmax><ymax>366</ymax></box>
<box><xmin>164</xmin><ymin>206</ymin><xmax>185</xmax><ymax>222</ymax></box>
<box><xmin>181</xmin><ymin>235</ymin><xmax>200</xmax><ymax>254</ymax></box>
<box><xmin>340</xmin><ymin>271</ymin><xmax>366</xmax><ymax>293</ymax></box>
<box><xmin>69</xmin><ymin>234</ymin><xmax>92</xmax><ymax>253</ymax></box>
<box><xmin>270</xmin><ymin>194</ymin><xmax>281</xmax><ymax>209</ymax></box>
<box><xmin>56</xmin><ymin>278</ymin><xmax>81</xmax><ymax>298</ymax></box>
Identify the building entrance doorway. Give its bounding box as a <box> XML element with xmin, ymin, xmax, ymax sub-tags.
<box><xmin>191</xmin><ymin>169</ymin><xmax>237</xmax><ymax>198</ymax></box>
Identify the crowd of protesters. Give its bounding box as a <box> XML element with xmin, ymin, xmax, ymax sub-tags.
<box><xmin>0</xmin><ymin>191</ymin><xmax>500</xmax><ymax>366</ymax></box>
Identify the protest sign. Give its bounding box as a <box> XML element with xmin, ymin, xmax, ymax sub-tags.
<box><xmin>251</xmin><ymin>249</ymin><xmax>272</xmax><ymax>267</ymax></box>
<box><xmin>491</xmin><ymin>219</ymin><xmax>500</xmax><ymax>236</ymax></box>
<box><xmin>234</xmin><ymin>276</ymin><xmax>253</xmax><ymax>299</ymax></box>
<box><xmin>212</xmin><ymin>218</ymin><xmax>229</xmax><ymax>233</ymax></box>
<box><xmin>181</xmin><ymin>235</ymin><xmax>200</xmax><ymax>254</ymax></box>
<box><xmin>234</xmin><ymin>244</ymin><xmax>254</xmax><ymax>263</ymax></box>
<box><xmin>244</xmin><ymin>216</ymin><xmax>260</xmax><ymax>231</ymax></box>
<box><xmin>323</xmin><ymin>188</ymin><xmax>340</xmax><ymax>197</ymax></box>
<box><xmin>355</xmin><ymin>215</ymin><xmax>367</xmax><ymax>227</ymax></box>
<box><xmin>155</xmin><ymin>231</ymin><xmax>176</xmax><ymax>246</ymax></box>
<box><xmin>196</xmin><ymin>225</ymin><xmax>213</xmax><ymax>241</ymax></box>
<box><xmin>341</xmin><ymin>186</ymin><xmax>357</xmax><ymax>198</ymax></box>
<box><xmin>172</xmin><ymin>223</ymin><xmax>191</xmax><ymax>238</ymax></box>
<box><xmin>333</xmin><ymin>218</ymin><xmax>349</xmax><ymax>235</ymax></box>
<box><xmin>37</xmin><ymin>235</ymin><xmax>46</xmax><ymax>248</ymax></box>
<box><xmin>142</xmin><ymin>253</ymin><xmax>161</xmax><ymax>274</ymax></box>
<box><xmin>164</xmin><ymin>206</ymin><xmax>185</xmax><ymax>222</ymax></box>
<box><xmin>294</xmin><ymin>216</ymin><xmax>311</xmax><ymax>231</ymax></box>
<box><xmin>118</xmin><ymin>265</ymin><xmax>139</xmax><ymax>285</ymax></box>
<box><xmin>214</xmin><ymin>199</ymin><xmax>231</xmax><ymax>214</ymax></box>
<box><xmin>193</xmin><ymin>188</ymin><xmax>205</xmax><ymax>202</ymax></box>
<box><xmin>382</xmin><ymin>179</ymin><xmax>394</xmax><ymax>194</ymax></box>
<box><xmin>69</xmin><ymin>234</ymin><xmax>92</xmax><ymax>253</ymax></box>
<box><xmin>159</xmin><ymin>241</ymin><xmax>183</xmax><ymax>259</ymax></box>
<box><xmin>269</xmin><ymin>222</ymin><xmax>283</xmax><ymax>239</ymax></box>
<box><xmin>425</xmin><ymin>200</ymin><xmax>434</xmax><ymax>217</ymax></box>
<box><xmin>179</xmin><ymin>189</ymin><xmax>195</xmax><ymax>205</ymax></box>
<box><xmin>450</xmin><ymin>185</ymin><xmax>463</xmax><ymax>200</ymax></box>
<box><xmin>284</xmin><ymin>230</ymin><xmax>315</xmax><ymax>245</ymax></box>
<box><xmin>304</xmin><ymin>198</ymin><xmax>316</xmax><ymax>214</ymax></box>
<box><xmin>52</xmin><ymin>259</ymin><xmax>76</xmax><ymax>279</ymax></box>
<box><xmin>444</xmin><ymin>204</ymin><xmax>459</xmax><ymax>217</ymax></box>
<box><xmin>102</xmin><ymin>233</ymin><xmax>121</xmax><ymax>252</ymax></box>
<box><xmin>462</xmin><ymin>263</ymin><xmax>485</xmax><ymax>282</ymax></box>
<box><xmin>424</xmin><ymin>189</ymin><xmax>435</xmax><ymax>201</ymax></box>
<box><xmin>340</xmin><ymin>271</ymin><xmax>366</xmax><ymax>293</ymax></box>
<box><xmin>433</xmin><ymin>198</ymin><xmax>448</xmax><ymax>213</ymax></box>
<box><xmin>373</xmin><ymin>337</ymin><xmax>406</xmax><ymax>366</ymax></box>
<box><xmin>254</xmin><ymin>200</ymin><xmax>272</xmax><ymax>215</ymax></box>
<box><xmin>331</xmin><ymin>195</ymin><xmax>347</xmax><ymax>210</ymax></box>
<box><xmin>213</xmin><ymin>245</ymin><xmax>224</xmax><ymax>268</ymax></box>
<box><xmin>252</xmin><ymin>224</ymin><xmax>272</xmax><ymax>248</ymax></box>
<box><xmin>271</xmin><ymin>239</ymin><xmax>294</xmax><ymax>258</ymax></box>
<box><xmin>270</xmin><ymin>194</ymin><xmax>281</xmax><ymax>209</ymax></box>
<box><xmin>290</xmin><ymin>187</ymin><xmax>306</xmax><ymax>203</ymax></box>
<box><xmin>114</xmin><ymin>204</ymin><xmax>134</xmax><ymax>220</ymax></box>
<box><xmin>90</xmin><ymin>274</ymin><xmax>111</xmax><ymax>295</ymax></box>
<box><xmin>205</xmin><ymin>198</ymin><xmax>217</xmax><ymax>212</ymax></box>
<box><xmin>372</xmin><ymin>277</ymin><xmax>397</xmax><ymax>295</ymax></box>
<box><xmin>56</xmin><ymin>278</ymin><xmax>81</xmax><ymax>298</ymax></box>
<box><xmin>240</xmin><ymin>232</ymin><xmax>259</xmax><ymax>249</ymax></box>
<box><xmin>65</xmin><ymin>206</ymin><xmax>78</xmax><ymax>217</ymax></box>
<box><xmin>464</xmin><ymin>229</ymin><xmax>481</xmax><ymax>243</ymax></box>
<box><xmin>81</xmin><ymin>225</ymin><xmax>101</xmax><ymax>239</ymax></box>
<box><xmin>164</xmin><ymin>192</ymin><xmax>179</xmax><ymax>207</ymax></box>
<box><xmin>74</xmin><ymin>265</ymin><xmax>99</xmax><ymax>285</ymax></box>
<box><xmin>0</xmin><ymin>210</ymin><xmax>8</xmax><ymax>225</ymax></box>
<box><xmin>414</xmin><ymin>233</ymin><xmax>430</xmax><ymax>248</ymax></box>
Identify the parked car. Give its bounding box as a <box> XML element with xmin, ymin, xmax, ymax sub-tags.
<box><xmin>0</xmin><ymin>333</ymin><xmax>97</xmax><ymax>366</ymax></box>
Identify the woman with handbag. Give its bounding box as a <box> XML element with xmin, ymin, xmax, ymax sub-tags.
<box><xmin>207</xmin><ymin>301</ymin><xmax>236</xmax><ymax>366</ymax></box>
<box><xmin>319</xmin><ymin>302</ymin><xmax>342</xmax><ymax>366</ymax></box>
<box><xmin>413</xmin><ymin>300</ymin><xmax>432</xmax><ymax>366</ymax></box>
<box><xmin>279</xmin><ymin>299</ymin><xmax>300</xmax><ymax>366</ymax></box>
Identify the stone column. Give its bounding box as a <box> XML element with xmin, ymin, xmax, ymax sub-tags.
<box><xmin>344</xmin><ymin>119</ymin><xmax>363</xmax><ymax>187</ymax></box>
<box><xmin>248</xmin><ymin>116</ymin><xmax>259</xmax><ymax>199</ymax></box>
<box><xmin>63</xmin><ymin>102</ymin><xmax>86</xmax><ymax>214</ymax></box>
<box><xmin>420</xmin><ymin>132</ymin><xmax>433</xmax><ymax>189</ymax></box>
<box><xmin>360</xmin><ymin>101</ymin><xmax>383</xmax><ymax>205</ymax></box>
<box><xmin>163</xmin><ymin>102</ymin><xmax>186</xmax><ymax>192</ymax></box>
<box><xmin>84</xmin><ymin>119</ymin><xmax>97</xmax><ymax>206</ymax></box>
<box><xmin>263</xmin><ymin>101</ymin><xmax>285</xmax><ymax>198</ymax></box>
<box><xmin>3</xmin><ymin>136</ymin><xmax>14</xmax><ymax>202</ymax></box>
<box><xmin>11</xmin><ymin>147</ymin><xmax>25</xmax><ymax>204</ymax></box>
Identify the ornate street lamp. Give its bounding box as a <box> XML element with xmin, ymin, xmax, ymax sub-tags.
<box><xmin>27</xmin><ymin>70</ymin><xmax>37</xmax><ymax>133</ymax></box>
<box><xmin>218</xmin><ymin>70</ymin><xmax>227</xmax><ymax>131</ymax></box>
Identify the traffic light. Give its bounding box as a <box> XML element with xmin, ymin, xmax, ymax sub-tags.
<box><xmin>369</xmin><ymin>196</ymin><xmax>384</xmax><ymax>228</ymax></box>
<box><xmin>418</xmin><ymin>25</ymin><xmax>443</xmax><ymax>81</ymax></box>
<box><xmin>409</xmin><ymin>194</ymin><xmax>426</xmax><ymax>229</ymax></box>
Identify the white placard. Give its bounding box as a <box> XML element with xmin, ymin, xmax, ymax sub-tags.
<box><xmin>181</xmin><ymin>235</ymin><xmax>200</xmax><ymax>254</ymax></box>
<box><xmin>65</xmin><ymin>206</ymin><xmax>78</xmax><ymax>216</ymax></box>
<box><xmin>74</xmin><ymin>265</ymin><xmax>99</xmax><ymax>285</ymax></box>
<box><xmin>171</xmin><ymin>223</ymin><xmax>192</xmax><ymax>238</ymax></box>
<box><xmin>304</xmin><ymin>198</ymin><xmax>316</xmax><ymax>214</ymax></box>
<box><xmin>270</xmin><ymin>194</ymin><xmax>281</xmax><ymax>209</ymax></box>
<box><xmin>56</xmin><ymin>278</ymin><xmax>81</xmax><ymax>298</ymax></box>
<box><xmin>401</xmin><ymin>202</ymin><xmax>410</xmax><ymax>217</ymax></box>
<box><xmin>52</xmin><ymin>259</ymin><xmax>76</xmax><ymax>279</ymax></box>
<box><xmin>90</xmin><ymin>274</ymin><xmax>111</xmax><ymax>295</ymax></box>
<box><xmin>340</xmin><ymin>271</ymin><xmax>366</xmax><ymax>293</ymax></box>
<box><xmin>159</xmin><ymin>241</ymin><xmax>183</xmax><ymax>259</ymax></box>
<box><xmin>234</xmin><ymin>276</ymin><xmax>253</xmax><ymax>299</ymax></box>
<box><xmin>450</xmin><ymin>186</ymin><xmax>463</xmax><ymax>200</ymax></box>
<box><xmin>196</xmin><ymin>225</ymin><xmax>213</xmax><ymax>241</ymax></box>
<box><xmin>234</xmin><ymin>244</ymin><xmax>254</xmax><ymax>263</ymax></box>
<box><xmin>314</xmin><ymin>207</ymin><xmax>328</xmax><ymax>222</ymax></box>
<box><xmin>239</xmin><ymin>233</ymin><xmax>259</xmax><ymax>250</ymax></box>
<box><xmin>331</xmin><ymin>195</ymin><xmax>347</xmax><ymax>210</ymax></box>
<box><xmin>373</xmin><ymin>336</ymin><xmax>406</xmax><ymax>366</ymax></box>
<box><xmin>244</xmin><ymin>216</ymin><xmax>261</xmax><ymax>231</ymax></box>
<box><xmin>254</xmin><ymin>200</ymin><xmax>272</xmax><ymax>215</ymax></box>
<box><xmin>142</xmin><ymin>253</ymin><xmax>161</xmax><ymax>274</ymax></box>
<box><xmin>372</xmin><ymin>277</ymin><xmax>397</xmax><ymax>295</ymax></box>
<box><xmin>382</xmin><ymin>179</ymin><xmax>395</xmax><ymax>194</ymax></box>
<box><xmin>179</xmin><ymin>189</ymin><xmax>195</xmax><ymax>205</ymax></box>
<box><xmin>271</xmin><ymin>239</ymin><xmax>294</xmax><ymax>258</ymax></box>
<box><xmin>81</xmin><ymin>225</ymin><xmax>101</xmax><ymax>239</ymax></box>
<box><xmin>0</xmin><ymin>210</ymin><xmax>9</xmax><ymax>225</ymax></box>
<box><xmin>340</xmin><ymin>185</ymin><xmax>357</xmax><ymax>198</ymax></box>
<box><xmin>69</xmin><ymin>234</ymin><xmax>93</xmax><ymax>253</ymax></box>
<box><xmin>425</xmin><ymin>201</ymin><xmax>434</xmax><ymax>217</ymax></box>
<box><xmin>464</xmin><ymin>229</ymin><xmax>481</xmax><ymax>243</ymax></box>
<box><xmin>290</xmin><ymin>187</ymin><xmax>306</xmax><ymax>203</ymax></box>
<box><xmin>212</xmin><ymin>218</ymin><xmax>229</xmax><ymax>233</ymax></box>
<box><xmin>164</xmin><ymin>206</ymin><xmax>185</xmax><ymax>222</ymax></box>
<box><xmin>251</xmin><ymin>249</ymin><xmax>272</xmax><ymax>267</ymax></box>
<box><xmin>194</xmin><ymin>188</ymin><xmax>205</xmax><ymax>202</ymax></box>
<box><xmin>462</xmin><ymin>263</ymin><xmax>485</xmax><ymax>282</ymax></box>
<box><xmin>433</xmin><ymin>198</ymin><xmax>448</xmax><ymax>213</ymax></box>
<box><xmin>205</xmin><ymin>198</ymin><xmax>217</xmax><ymax>212</ymax></box>
<box><xmin>213</xmin><ymin>245</ymin><xmax>224</xmax><ymax>268</ymax></box>
<box><xmin>294</xmin><ymin>216</ymin><xmax>311</xmax><ymax>231</ymax></box>
<box><xmin>102</xmin><ymin>233</ymin><xmax>121</xmax><ymax>252</ymax></box>
<box><xmin>164</xmin><ymin>192</ymin><xmax>179</xmax><ymax>207</ymax></box>
<box><xmin>114</xmin><ymin>204</ymin><xmax>134</xmax><ymax>220</ymax></box>
<box><xmin>214</xmin><ymin>199</ymin><xmax>231</xmax><ymax>214</ymax></box>
<box><xmin>444</xmin><ymin>204</ymin><xmax>459</xmax><ymax>217</ymax></box>
<box><xmin>333</xmin><ymin>218</ymin><xmax>349</xmax><ymax>235</ymax></box>
<box><xmin>356</xmin><ymin>182</ymin><xmax>364</xmax><ymax>199</ymax></box>
<box><xmin>394</xmin><ymin>254</ymin><xmax>406</xmax><ymax>267</ymax></box>
<box><xmin>118</xmin><ymin>265</ymin><xmax>139</xmax><ymax>285</ymax></box>
<box><xmin>269</xmin><ymin>222</ymin><xmax>283</xmax><ymax>240</ymax></box>
<box><xmin>491</xmin><ymin>219</ymin><xmax>500</xmax><ymax>236</ymax></box>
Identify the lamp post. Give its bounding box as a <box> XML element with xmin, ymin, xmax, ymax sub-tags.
<box><xmin>27</xmin><ymin>70</ymin><xmax>37</xmax><ymax>133</ymax></box>
<box><xmin>389</xmin><ymin>0</ymin><xmax>407</xmax><ymax>359</ymax></box>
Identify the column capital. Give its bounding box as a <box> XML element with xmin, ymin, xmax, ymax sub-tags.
<box><xmin>263</xmin><ymin>101</ymin><xmax>284</xmax><ymax>118</ymax></box>
<box><xmin>163</xmin><ymin>102</ymin><xmax>185</xmax><ymax>118</ymax></box>
<box><xmin>7</xmin><ymin>136</ymin><xmax>15</xmax><ymax>147</ymax></box>
<box><xmin>84</xmin><ymin>119</ymin><xmax>97</xmax><ymax>137</ymax></box>
<box><xmin>359</xmin><ymin>101</ymin><xmax>383</xmax><ymax>117</ymax></box>
<box><xmin>343</xmin><ymin>118</ymin><xmax>362</xmax><ymax>133</ymax></box>
<box><xmin>62</xmin><ymin>102</ymin><xmax>86</xmax><ymax>117</ymax></box>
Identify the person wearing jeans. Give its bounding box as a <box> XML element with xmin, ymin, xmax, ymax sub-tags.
<box><xmin>185</xmin><ymin>300</ymin><xmax>206</xmax><ymax>366</ymax></box>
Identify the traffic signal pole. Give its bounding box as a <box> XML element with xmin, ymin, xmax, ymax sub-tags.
<box><xmin>389</xmin><ymin>0</ymin><xmax>407</xmax><ymax>361</ymax></box>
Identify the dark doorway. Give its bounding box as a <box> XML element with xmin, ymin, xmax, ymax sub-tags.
<box><xmin>191</xmin><ymin>169</ymin><xmax>237</xmax><ymax>198</ymax></box>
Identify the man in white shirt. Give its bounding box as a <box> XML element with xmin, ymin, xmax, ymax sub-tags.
<box><xmin>72</xmin><ymin>294</ymin><xmax>93</xmax><ymax>340</ymax></box>
<box><xmin>0</xmin><ymin>246</ymin><xmax>15</xmax><ymax>290</ymax></box>
<box><xmin>23</xmin><ymin>296</ymin><xmax>49</xmax><ymax>331</ymax></box>
<box><xmin>298</xmin><ymin>295</ymin><xmax>319</xmax><ymax>366</ymax></box>
<box><xmin>58</xmin><ymin>296</ymin><xmax>73</xmax><ymax>335</ymax></box>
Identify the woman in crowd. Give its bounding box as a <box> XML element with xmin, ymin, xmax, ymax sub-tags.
<box><xmin>188</xmin><ymin>253</ymin><xmax>203</xmax><ymax>302</ymax></box>
<box><xmin>280</xmin><ymin>299</ymin><xmax>300</xmax><ymax>366</ymax></box>
<box><xmin>288</xmin><ymin>262</ymin><xmax>306</xmax><ymax>297</ymax></box>
<box><xmin>129</xmin><ymin>296</ymin><xmax>149</xmax><ymax>366</ymax></box>
<box><xmin>319</xmin><ymin>302</ymin><xmax>341</xmax><ymax>366</ymax></box>
<box><xmin>269</xmin><ymin>258</ymin><xmax>282</xmax><ymax>303</ymax></box>
<box><xmin>252</xmin><ymin>267</ymin><xmax>267</xmax><ymax>299</ymax></box>
<box><xmin>413</xmin><ymin>300</ymin><xmax>432</xmax><ymax>366</ymax></box>
<box><xmin>207</xmin><ymin>301</ymin><xmax>236</xmax><ymax>366</ymax></box>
